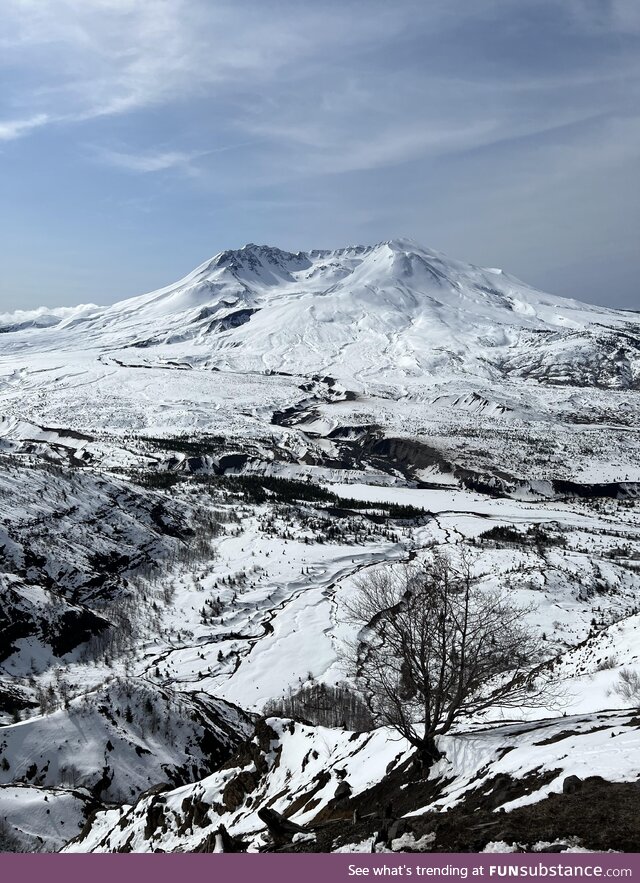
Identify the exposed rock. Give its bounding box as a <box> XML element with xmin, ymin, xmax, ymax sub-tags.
<box><xmin>195</xmin><ymin>823</ymin><xmax>247</xmax><ymax>853</ymax></box>
<box><xmin>334</xmin><ymin>780</ymin><xmax>352</xmax><ymax>801</ymax></box>
<box><xmin>388</xmin><ymin>819</ymin><xmax>413</xmax><ymax>842</ymax></box>
<box><xmin>143</xmin><ymin>801</ymin><xmax>167</xmax><ymax>840</ymax></box>
<box><xmin>562</xmin><ymin>775</ymin><xmax>583</xmax><ymax>795</ymax></box>
<box><xmin>257</xmin><ymin>807</ymin><xmax>307</xmax><ymax>845</ymax></box>
<box><xmin>222</xmin><ymin>770</ymin><xmax>259</xmax><ymax>812</ymax></box>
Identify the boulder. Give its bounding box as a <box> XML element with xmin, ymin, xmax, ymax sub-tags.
<box><xmin>562</xmin><ymin>775</ymin><xmax>582</xmax><ymax>795</ymax></box>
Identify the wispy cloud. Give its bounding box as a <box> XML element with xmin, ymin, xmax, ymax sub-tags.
<box><xmin>0</xmin><ymin>113</ymin><xmax>50</xmax><ymax>141</ymax></box>
<box><xmin>0</xmin><ymin>1</ymin><xmax>412</xmax><ymax>131</ymax></box>
<box><xmin>89</xmin><ymin>139</ymin><xmax>258</xmax><ymax>176</ymax></box>
<box><xmin>1</xmin><ymin>0</ymin><xmax>639</xmax><ymax>182</ymax></box>
<box><xmin>93</xmin><ymin>147</ymin><xmax>202</xmax><ymax>174</ymax></box>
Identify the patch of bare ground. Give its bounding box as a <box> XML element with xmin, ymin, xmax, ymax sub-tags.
<box><xmin>273</xmin><ymin>766</ymin><xmax>640</xmax><ymax>853</ymax></box>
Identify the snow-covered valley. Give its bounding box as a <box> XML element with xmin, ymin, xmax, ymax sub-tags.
<box><xmin>1</xmin><ymin>240</ymin><xmax>639</xmax><ymax>853</ymax></box>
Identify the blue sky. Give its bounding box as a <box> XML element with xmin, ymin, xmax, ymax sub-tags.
<box><xmin>0</xmin><ymin>0</ymin><xmax>639</xmax><ymax>311</ymax></box>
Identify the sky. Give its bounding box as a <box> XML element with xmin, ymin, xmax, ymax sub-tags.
<box><xmin>0</xmin><ymin>0</ymin><xmax>639</xmax><ymax>312</ymax></box>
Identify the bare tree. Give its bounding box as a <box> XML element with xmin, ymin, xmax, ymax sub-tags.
<box><xmin>344</xmin><ymin>550</ymin><xmax>550</xmax><ymax>767</ymax></box>
<box><xmin>613</xmin><ymin>668</ymin><xmax>640</xmax><ymax>706</ymax></box>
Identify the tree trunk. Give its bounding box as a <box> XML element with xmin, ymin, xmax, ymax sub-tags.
<box><xmin>414</xmin><ymin>735</ymin><xmax>442</xmax><ymax>773</ymax></box>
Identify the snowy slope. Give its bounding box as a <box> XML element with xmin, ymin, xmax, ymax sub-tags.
<box><xmin>63</xmin><ymin>708</ymin><xmax>640</xmax><ymax>854</ymax></box>
<box><xmin>0</xmin><ymin>679</ymin><xmax>252</xmax><ymax>803</ymax></box>
<box><xmin>0</xmin><ymin>458</ymin><xmax>202</xmax><ymax>683</ymax></box>
<box><xmin>0</xmin><ymin>784</ymin><xmax>96</xmax><ymax>852</ymax></box>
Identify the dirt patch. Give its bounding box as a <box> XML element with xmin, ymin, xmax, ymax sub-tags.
<box><xmin>277</xmin><ymin>771</ymin><xmax>640</xmax><ymax>853</ymax></box>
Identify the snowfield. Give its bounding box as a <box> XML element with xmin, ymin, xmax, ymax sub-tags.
<box><xmin>1</xmin><ymin>240</ymin><xmax>639</xmax><ymax>852</ymax></box>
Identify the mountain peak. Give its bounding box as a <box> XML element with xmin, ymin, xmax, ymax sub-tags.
<box><xmin>211</xmin><ymin>243</ymin><xmax>309</xmax><ymax>275</ymax></box>
<box><xmin>382</xmin><ymin>236</ymin><xmax>425</xmax><ymax>252</ymax></box>
<box><xmin>209</xmin><ymin>238</ymin><xmax>432</xmax><ymax>271</ymax></box>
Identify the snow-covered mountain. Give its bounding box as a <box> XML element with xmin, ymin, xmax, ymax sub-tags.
<box><xmin>1</xmin><ymin>238</ymin><xmax>639</xmax><ymax>490</ymax></box>
<box><xmin>3</xmin><ymin>239</ymin><xmax>638</xmax><ymax>390</ymax></box>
